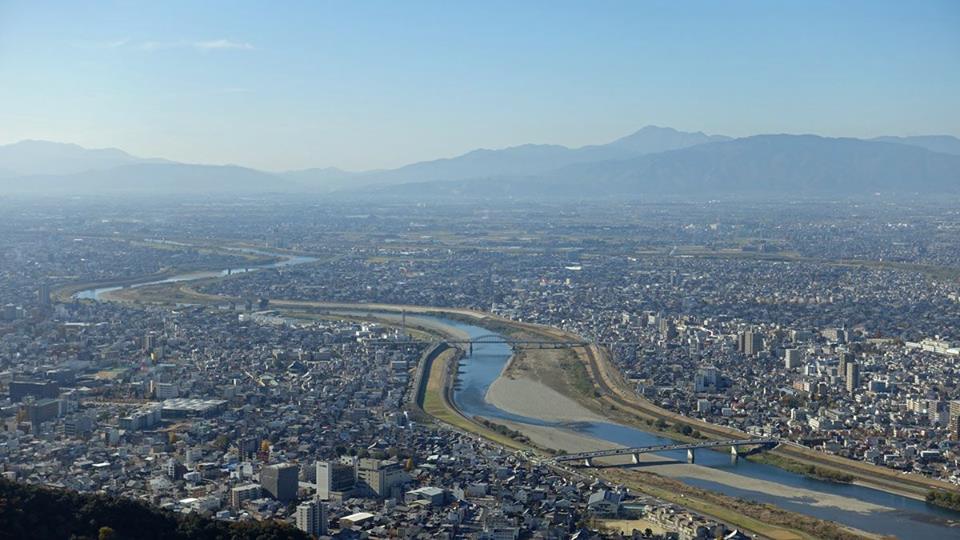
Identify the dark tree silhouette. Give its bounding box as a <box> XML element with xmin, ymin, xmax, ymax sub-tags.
<box><xmin>0</xmin><ymin>480</ymin><xmax>309</xmax><ymax>540</ymax></box>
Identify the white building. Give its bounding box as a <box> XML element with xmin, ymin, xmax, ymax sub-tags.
<box><xmin>153</xmin><ymin>382</ymin><xmax>179</xmax><ymax>399</ymax></box>
<box><xmin>316</xmin><ymin>460</ymin><xmax>356</xmax><ymax>500</ymax></box>
<box><xmin>295</xmin><ymin>498</ymin><xmax>327</xmax><ymax>537</ymax></box>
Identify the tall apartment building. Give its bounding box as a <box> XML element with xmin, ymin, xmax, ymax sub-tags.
<box><xmin>839</xmin><ymin>351</ymin><xmax>853</xmax><ymax>379</ymax></box>
<box><xmin>949</xmin><ymin>401</ymin><xmax>960</xmax><ymax>440</ymax></box>
<box><xmin>658</xmin><ymin>318</ymin><xmax>677</xmax><ymax>341</ymax></box>
<box><xmin>845</xmin><ymin>362</ymin><xmax>860</xmax><ymax>393</ymax></box>
<box><xmin>738</xmin><ymin>330</ymin><xmax>763</xmax><ymax>357</ymax></box>
<box><xmin>784</xmin><ymin>348</ymin><xmax>802</xmax><ymax>369</ymax></box>
<box><xmin>37</xmin><ymin>282</ymin><xmax>51</xmax><ymax>307</ymax></box>
<box><xmin>295</xmin><ymin>498</ymin><xmax>328</xmax><ymax>537</ymax></box>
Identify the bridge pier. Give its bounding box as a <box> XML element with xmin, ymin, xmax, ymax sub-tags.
<box><xmin>631</xmin><ymin>453</ymin><xmax>640</xmax><ymax>465</ymax></box>
<box><xmin>468</xmin><ymin>342</ymin><xmax>473</xmax><ymax>356</ymax></box>
<box><xmin>583</xmin><ymin>458</ymin><xmax>594</xmax><ymax>467</ymax></box>
<box><xmin>730</xmin><ymin>445</ymin><xmax>739</xmax><ymax>463</ymax></box>
<box><xmin>687</xmin><ymin>448</ymin><xmax>695</xmax><ymax>464</ymax></box>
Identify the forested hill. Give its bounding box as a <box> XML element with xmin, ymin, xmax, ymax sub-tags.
<box><xmin>0</xmin><ymin>480</ymin><xmax>309</xmax><ymax>540</ymax></box>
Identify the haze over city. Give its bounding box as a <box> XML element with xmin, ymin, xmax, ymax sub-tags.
<box><xmin>2</xmin><ymin>3</ymin><xmax>960</xmax><ymax>540</ymax></box>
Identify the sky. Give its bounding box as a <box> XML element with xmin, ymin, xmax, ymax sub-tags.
<box><xmin>0</xmin><ymin>1</ymin><xmax>958</xmax><ymax>171</ymax></box>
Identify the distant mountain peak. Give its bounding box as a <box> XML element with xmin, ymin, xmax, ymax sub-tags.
<box><xmin>0</xmin><ymin>139</ymin><xmax>170</xmax><ymax>176</ymax></box>
<box><xmin>631</xmin><ymin>125</ymin><xmax>688</xmax><ymax>133</ymax></box>
<box><xmin>6</xmin><ymin>139</ymin><xmax>139</xmax><ymax>156</ymax></box>
<box><xmin>606</xmin><ymin>125</ymin><xmax>730</xmax><ymax>151</ymax></box>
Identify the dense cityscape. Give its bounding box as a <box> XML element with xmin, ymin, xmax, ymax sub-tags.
<box><xmin>4</xmin><ymin>1</ymin><xmax>959</xmax><ymax>538</ymax></box>
<box><xmin>0</xmin><ymin>197</ymin><xmax>958</xmax><ymax>539</ymax></box>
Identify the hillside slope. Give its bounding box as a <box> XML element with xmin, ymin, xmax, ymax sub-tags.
<box><xmin>0</xmin><ymin>479</ymin><xmax>308</xmax><ymax>540</ymax></box>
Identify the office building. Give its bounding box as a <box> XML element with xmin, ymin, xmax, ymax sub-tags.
<box><xmin>845</xmin><ymin>362</ymin><xmax>860</xmax><ymax>393</ymax></box>
<box><xmin>260</xmin><ymin>463</ymin><xmax>299</xmax><ymax>502</ymax></box>
<box><xmin>143</xmin><ymin>331</ymin><xmax>158</xmax><ymax>352</ymax></box>
<box><xmin>119</xmin><ymin>407</ymin><xmax>162</xmax><ymax>431</ymax></box>
<box><xmin>784</xmin><ymin>348</ymin><xmax>802</xmax><ymax>369</ymax></box>
<box><xmin>316</xmin><ymin>460</ymin><xmax>356</xmax><ymax>500</ymax></box>
<box><xmin>64</xmin><ymin>415</ymin><xmax>94</xmax><ymax>438</ymax></box>
<box><xmin>230</xmin><ymin>484</ymin><xmax>261</xmax><ymax>507</ymax></box>
<box><xmin>10</xmin><ymin>380</ymin><xmax>60</xmax><ymax>402</ymax></box>
<box><xmin>37</xmin><ymin>283</ymin><xmax>51</xmax><ymax>307</ymax></box>
<box><xmin>152</xmin><ymin>381</ymin><xmax>179</xmax><ymax>399</ymax></box>
<box><xmin>839</xmin><ymin>352</ymin><xmax>853</xmax><ymax>379</ymax></box>
<box><xmin>658</xmin><ymin>318</ymin><xmax>677</xmax><ymax>341</ymax></box>
<box><xmin>694</xmin><ymin>366</ymin><xmax>718</xmax><ymax>392</ymax></box>
<box><xmin>25</xmin><ymin>398</ymin><xmax>62</xmax><ymax>424</ymax></box>
<box><xmin>357</xmin><ymin>458</ymin><xmax>407</xmax><ymax>498</ymax></box>
<box><xmin>738</xmin><ymin>330</ymin><xmax>762</xmax><ymax>357</ymax></box>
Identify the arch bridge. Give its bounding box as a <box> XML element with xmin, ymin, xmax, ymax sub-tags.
<box><xmin>553</xmin><ymin>438</ymin><xmax>779</xmax><ymax>467</ymax></box>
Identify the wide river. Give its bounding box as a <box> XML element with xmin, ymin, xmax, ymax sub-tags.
<box><xmin>73</xmin><ymin>253</ymin><xmax>960</xmax><ymax>539</ymax></box>
<box><xmin>436</xmin><ymin>316</ymin><xmax>960</xmax><ymax>540</ymax></box>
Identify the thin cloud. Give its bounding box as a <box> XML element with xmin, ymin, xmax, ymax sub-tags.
<box><xmin>71</xmin><ymin>38</ymin><xmax>130</xmax><ymax>49</ymax></box>
<box><xmin>194</xmin><ymin>40</ymin><xmax>254</xmax><ymax>51</ymax></box>
<box><xmin>140</xmin><ymin>41</ymin><xmax>177</xmax><ymax>52</ymax></box>
<box><xmin>102</xmin><ymin>39</ymin><xmax>130</xmax><ymax>49</ymax></box>
<box><xmin>139</xmin><ymin>39</ymin><xmax>255</xmax><ymax>52</ymax></box>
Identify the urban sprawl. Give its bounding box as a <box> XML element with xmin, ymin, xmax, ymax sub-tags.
<box><xmin>2</xmin><ymin>198</ymin><xmax>960</xmax><ymax>539</ymax></box>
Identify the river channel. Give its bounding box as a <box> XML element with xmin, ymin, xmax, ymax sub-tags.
<box><xmin>434</xmin><ymin>315</ymin><xmax>960</xmax><ymax>540</ymax></box>
<box><xmin>72</xmin><ymin>254</ymin><xmax>960</xmax><ymax>538</ymax></box>
<box><xmin>74</xmin><ymin>247</ymin><xmax>317</xmax><ymax>301</ymax></box>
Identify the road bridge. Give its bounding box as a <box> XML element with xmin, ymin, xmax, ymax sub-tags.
<box><xmin>363</xmin><ymin>335</ymin><xmax>643</xmax><ymax>355</ymax></box>
<box><xmin>553</xmin><ymin>438</ymin><xmax>778</xmax><ymax>467</ymax></box>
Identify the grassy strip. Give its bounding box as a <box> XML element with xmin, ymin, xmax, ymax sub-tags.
<box><xmin>473</xmin><ymin>417</ymin><xmax>532</xmax><ymax>445</ymax></box>
<box><xmin>554</xmin><ymin>349</ymin><xmax>596</xmax><ymax>398</ymax></box>
<box><xmin>603</xmin><ymin>469</ymin><xmax>877</xmax><ymax>540</ymax></box>
<box><xmin>752</xmin><ymin>453</ymin><xmax>854</xmax><ymax>483</ymax></box>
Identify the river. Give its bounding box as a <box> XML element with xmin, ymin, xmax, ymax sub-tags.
<box><xmin>434</xmin><ymin>315</ymin><xmax>960</xmax><ymax>540</ymax></box>
<box><xmin>71</xmin><ymin>256</ymin><xmax>960</xmax><ymax>538</ymax></box>
<box><xmin>74</xmin><ymin>247</ymin><xmax>317</xmax><ymax>301</ymax></box>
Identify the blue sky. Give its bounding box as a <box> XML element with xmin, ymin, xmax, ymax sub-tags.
<box><xmin>1</xmin><ymin>0</ymin><xmax>958</xmax><ymax>171</ymax></box>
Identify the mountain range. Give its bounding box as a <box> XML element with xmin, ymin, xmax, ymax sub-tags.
<box><xmin>277</xmin><ymin>126</ymin><xmax>730</xmax><ymax>191</ymax></box>
<box><xmin>1</xmin><ymin>127</ymin><xmax>958</xmax><ymax>198</ymax></box>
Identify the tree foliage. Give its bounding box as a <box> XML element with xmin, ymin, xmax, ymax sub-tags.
<box><xmin>927</xmin><ymin>489</ymin><xmax>960</xmax><ymax>512</ymax></box>
<box><xmin>0</xmin><ymin>479</ymin><xmax>308</xmax><ymax>540</ymax></box>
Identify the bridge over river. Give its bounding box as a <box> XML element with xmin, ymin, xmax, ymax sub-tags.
<box><xmin>364</xmin><ymin>333</ymin><xmax>641</xmax><ymax>355</ymax></box>
<box><xmin>553</xmin><ymin>438</ymin><xmax>779</xmax><ymax>467</ymax></box>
